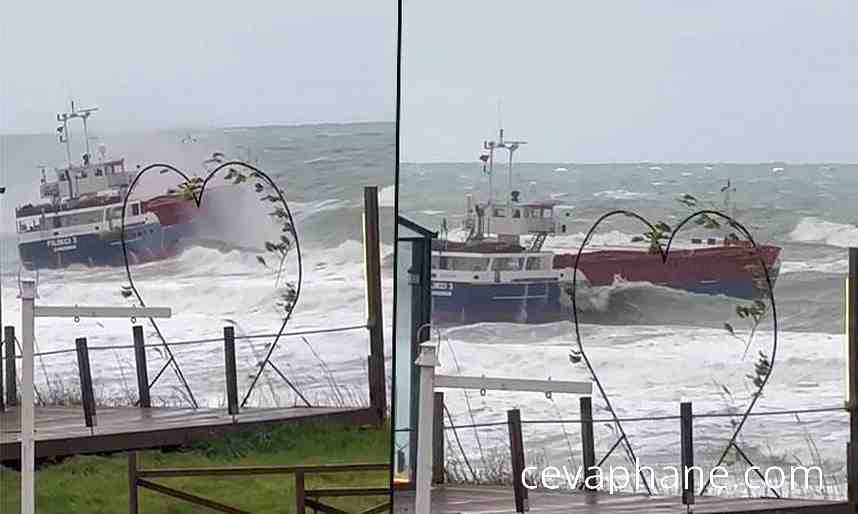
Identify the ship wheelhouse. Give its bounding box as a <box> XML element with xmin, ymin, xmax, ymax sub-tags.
<box><xmin>16</xmin><ymin>198</ymin><xmax>149</xmax><ymax>242</ymax></box>
<box><xmin>431</xmin><ymin>250</ymin><xmax>563</xmax><ymax>284</ymax></box>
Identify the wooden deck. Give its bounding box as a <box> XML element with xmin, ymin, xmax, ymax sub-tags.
<box><xmin>393</xmin><ymin>486</ymin><xmax>849</xmax><ymax>513</ymax></box>
<box><xmin>0</xmin><ymin>405</ymin><xmax>377</xmax><ymax>460</ymax></box>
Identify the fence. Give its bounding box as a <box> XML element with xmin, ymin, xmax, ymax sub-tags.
<box><xmin>425</xmin><ymin>395</ymin><xmax>849</xmax><ymax>511</ymax></box>
<box><xmin>0</xmin><ymin>321</ymin><xmax>380</xmax><ymax>416</ymax></box>
<box><xmin>128</xmin><ymin>454</ymin><xmax>391</xmax><ymax>514</ymax></box>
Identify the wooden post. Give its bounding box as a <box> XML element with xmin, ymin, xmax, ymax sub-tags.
<box><xmin>224</xmin><ymin>326</ymin><xmax>239</xmax><ymax>417</ymax></box>
<box><xmin>294</xmin><ymin>470</ymin><xmax>306</xmax><ymax>514</ymax></box>
<box><xmin>75</xmin><ymin>337</ymin><xmax>97</xmax><ymax>429</ymax></box>
<box><xmin>432</xmin><ymin>392</ymin><xmax>445</xmax><ymax>484</ymax></box>
<box><xmin>508</xmin><ymin>408</ymin><xmax>529</xmax><ymax>513</ymax></box>
<box><xmin>680</xmin><ymin>401</ymin><xmax>695</xmax><ymax>506</ymax></box>
<box><xmin>132</xmin><ymin>326</ymin><xmax>150</xmax><ymax>409</ymax></box>
<box><xmin>0</xmin><ymin>340</ymin><xmax>4</xmax><ymax>412</ymax></box>
<box><xmin>580</xmin><ymin>396</ymin><xmax>596</xmax><ymax>490</ymax></box>
<box><xmin>4</xmin><ymin>326</ymin><xmax>15</xmax><ymax>407</ymax></box>
<box><xmin>364</xmin><ymin>186</ymin><xmax>386</xmax><ymax>424</ymax></box>
<box><xmin>848</xmin><ymin>248</ymin><xmax>858</xmax><ymax>508</ymax></box>
<box><xmin>128</xmin><ymin>451</ymin><xmax>139</xmax><ymax>514</ymax></box>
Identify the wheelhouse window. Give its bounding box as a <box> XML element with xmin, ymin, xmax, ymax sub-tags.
<box><xmin>491</xmin><ymin>257</ymin><xmax>523</xmax><ymax>271</ymax></box>
<box><xmin>17</xmin><ymin>217</ymin><xmax>45</xmax><ymax>233</ymax></box>
<box><xmin>50</xmin><ymin>209</ymin><xmax>104</xmax><ymax>228</ymax></box>
<box><xmin>106</xmin><ymin>206</ymin><xmax>123</xmax><ymax>221</ymax></box>
<box><xmin>445</xmin><ymin>256</ymin><xmax>489</xmax><ymax>271</ymax></box>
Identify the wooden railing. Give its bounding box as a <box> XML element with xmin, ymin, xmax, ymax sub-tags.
<box><xmin>128</xmin><ymin>453</ymin><xmax>391</xmax><ymax>514</ymax></box>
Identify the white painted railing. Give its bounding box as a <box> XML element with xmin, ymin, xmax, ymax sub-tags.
<box><xmin>17</xmin><ymin>279</ymin><xmax>172</xmax><ymax>514</ymax></box>
<box><xmin>413</xmin><ymin>342</ymin><xmax>592</xmax><ymax>514</ymax></box>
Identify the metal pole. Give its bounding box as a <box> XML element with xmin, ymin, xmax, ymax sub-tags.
<box><xmin>414</xmin><ymin>343</ymin><xmax>438</xmax><ymax>514</ymax></box>
<box><xmin>20</xmin><ymin>279</ymin><xmax>36</xmax><ymax>514</ymax></box>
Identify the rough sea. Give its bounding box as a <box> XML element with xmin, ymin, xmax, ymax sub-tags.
<box><xmin>398</xmin><ymin>160</ymin><xmax>858</xmax><ymax>497</ymax></box>
<box><xmin>0</xmin><ymin>122</ymin><xmax>396</xmax><ymax>410</ymax></box>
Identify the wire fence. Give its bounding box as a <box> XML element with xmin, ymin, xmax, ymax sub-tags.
<box><xmin>1</xmin><ymin>324</ymin><xmax>368</xmax><ymax>359</ymax></box>
<box><xmin>1</xmin><ymin>323</ymin><xmax>374</xmax><ymax>410</ymax></box>
<box><xmin>393</xmin><ymin>405</ymin><xmax>848</xmax><ymax>433</ymax></box>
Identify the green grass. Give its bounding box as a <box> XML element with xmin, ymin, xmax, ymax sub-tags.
<box><xmin>0</xmin><ymin>420</ymin><xmax>391</xmax><ymax>513</ymax></box>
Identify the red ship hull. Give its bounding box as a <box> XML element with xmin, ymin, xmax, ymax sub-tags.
<box><xmin>553</xmin><ymin>243</ymin><xmax>781</xmax><ymax>298</ymax></box>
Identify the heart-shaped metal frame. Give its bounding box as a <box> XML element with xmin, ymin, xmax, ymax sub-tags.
<box><xmin>119</xmin><ymin>161</ymin><xmax>303</xmax><ymax>409</ymax></box>
<box><xmin>568</xmin><ymin>209</ymin><xmax>778</xmax><ymax>496</ymax></box>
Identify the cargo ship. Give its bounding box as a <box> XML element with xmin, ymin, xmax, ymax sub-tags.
<box><xmin>430</xmin><ymin>129</ymin><xmax>782</xmax><ymax>324</ymax></box>
<box><xmin>15</xmin><ymin>103</ymin><xmax>197</xmax><ymax>270</ymax></box>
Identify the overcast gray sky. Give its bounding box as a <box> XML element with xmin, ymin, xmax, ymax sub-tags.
<box><xmin>402</xmin><ymin>1</ymin><xmax>858</xmax><ymax>163</ymax></box>
<box><xmin>0</xmin><ymin>1</ymin><xmax>396</xmax><ymax>134</ymax></box>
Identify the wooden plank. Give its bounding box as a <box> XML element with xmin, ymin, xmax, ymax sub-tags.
<box><xmin>306</xmin><ymin>488</ymin><xmax>391</xmax><ymax>497</ymax></box>
<box><xmin>364</xmin><ymin>186</ymin><xmax>386</xmax><ymax>423</ymax></box>
<box><xmin>432</xmin><ymin>392</ymin><xmax>444</xmax><ymax>484</ymax></box>
<box><xmin>680</xmin><ymin>401</ymin><xmax>694</xmax><ymax>506</ymax></box>
<box><xmin>0</xmin><ymin>406</ymin><xmax>378</xmax><ymax>460</ymax></box>
<box><xmin>140</xmin><ymin>463</ymin><xmax>389</xmax><ymax>478</ymax></box>
<box><xmin>128</xmin><ymin>451</ymin><xmax>138</xmax><ymax>514</ymax></box>
<box><xmin>507</xmin><ymin>408</ymin><xmax>528</xmax><ymax>513</ymax></box>
<box><xmin>223</xmin><ymin>326</ymin><xmax>239</xmax><ymax>416</ymax></box>
<box><xmin>75</xmin><ymin>337</ymin><xmax>97</xmax><ymax>429</ymax></box>
<box><xmin>132</xmin><ymin>326</ymin><xmax>150</xmax><ymax>409</ymax></box>
<box><xmin>305</xmin><ymin>499</ymin><xmax>349</xmax><ymax>514</ymax></box>
<box><xmin>360</xmin><ymin>503</ymin><xmax>391</xmax><ymax>514</ymax></box>
<box><xmin>0</xmin><ymin>336</ymin><xmax>4</xmax><ymax>412</ymax></box>
<box><xmin>295</xmin><ymin>470</ymin><xmax>306</xmax><ymax>514</ymax></box>
<box><xmin>579</xmin><ymin>396</ymin><xmax>596</xmax><ymax>490</ymax></box>
<box><xmin>136</xmin><ymin>478</ymin><xmax>248</xmax><ymax>513</ymax></box>
<box><xmin>392</xmin><ymin>486</ymin><xmax>851</xmax><ymax>514</ymax></box>
<box><xmin>435</xmin><ymin>374</ymin><xmax>591</xmax><ymax>395</ymax></box>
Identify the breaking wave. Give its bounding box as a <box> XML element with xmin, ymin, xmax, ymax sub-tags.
<box><xmin>789</xmin><ymin>217</ymin><xmax>858</xmax><ymax>248</ymax></box>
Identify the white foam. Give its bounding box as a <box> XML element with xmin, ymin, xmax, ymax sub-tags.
<box><xmin>378</xmin><ymin>184</ymin><xmax>396</xmax><ymax>208</ymax></box>
<box><xmin>434</xmin><ymin>324</ymin><xmax>847</xmax><ymax>482</ymax></box>
<box><xmin>789</xmin><ymin>217</ymin><xmax>858</xmax><ymax>248</ymax></box>
<box><xmin>592</xmin><ymin>190</ymin><xmax>650</xmax><ymax>200</ymax></box>
<box><xmin>780</xmin><ymin>258</ymin><xmax>848</xmax><ymax>275</ymax></box>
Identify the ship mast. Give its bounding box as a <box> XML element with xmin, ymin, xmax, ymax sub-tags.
<box><xmin>482</xmin><ymin>127</ymin><xmax>527</xmax><ymax>211</ymax></box>
<box><xmin>56</xmin><ymin>101</ymin><xmax>99</xmax><ymax>168</ymax></box>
